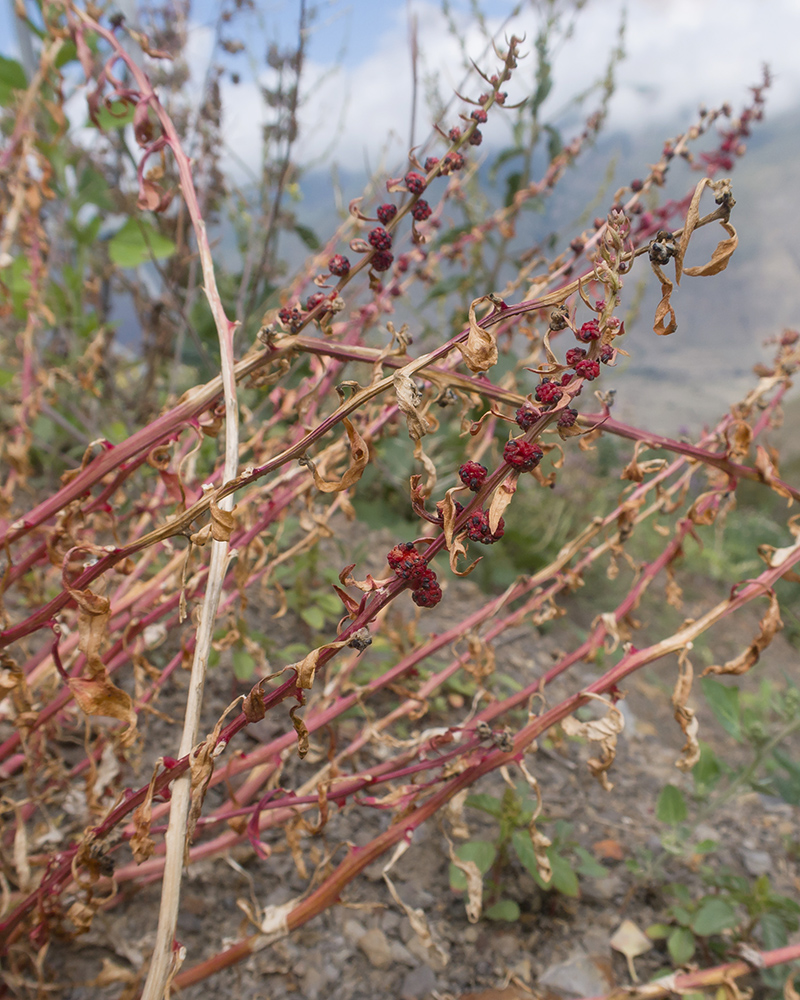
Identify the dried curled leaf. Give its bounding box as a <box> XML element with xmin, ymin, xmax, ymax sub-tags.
<box><xmin>651</xmin><ymin>262</ymin><xmax>677</xmax><ymax>336</ymax></box>
<box><xmin>289</xmin><ymin>705</ymin><xmax>309</xmax><ymax>759</ymax></box>
<box><xmin>488</xmin><ymin>472</ymin><xmax>518</xmax><ymax>534</ymax></box>
<box><xmin>457</xmin><ymin>295</ymin><xmax>499</xmax><ymax>373</ymax></box>
<box><xmin>672</xmin><ymin>648</ymin><xmax>700</xmax><ymax>771</ymax></box>
<box><xmin>293</xmin><ymin>639</ymin><xmax>349</xmax><ymax>689</ymax></box>
<box><xmin>393</xmin><ymin>370</ymin><xmax>430</xmax><ymax>441</ymax></box>
<box><xmin>516</xmin><ymin>758</ymin><xmax>552</xmax><ymax>884</ymax></box>
<box><xmin>308</xmin><ymin>417</ymin><xmax>369</xmax><ymax>493</ymax></box>
<box><xmin>446</xmin><ymin>838</ymin><xmax>483</xmax><ymax>923</ymax></box>
<box><xmin>701</xmin><ymin>590</ymin><xmax>782</xmax><ymax>677</ymax></box>
<box><xmin>677</xmin><ymin>177</ymin><xmax>737</xmax><ymax>283</ymax></box>
<box><xmin>610</xmin><ymin>919</ymin><xmax>653</xmax><ymax>982</ymax></box>
<box><xmin>561</xmin><ymin>693</ymin><xmax>625</xmax><ymax>790</ymax></box>
<box><xmin>754</xmin><ymin>445</ymin><xmax>794</xmax><ymax>505</ymax></box>
<box><xmin>620</xmin><ymin>441</ymin><xmax>668</xmax><ymax>483</ymax></box>
<box><xmin>130</xmin><ymin>760</ymin><xmax>161</xmax><ymax>863</ymax></box>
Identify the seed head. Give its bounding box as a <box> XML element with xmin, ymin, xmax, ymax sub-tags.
<box><xmin>377</xmin><ymin>203</ymin><xmax>397</xmax><ymax>225</ymax></box>
<box><xmin>405</xmin><ymin>171</ymin><xmax>426</xmax><ymax>194</ymax></box>
<box><xmin>371</xmin><ymin>250</ymin><xmax>394</xmax><ymax>272</ymax></box>
<box><xmin>458</xmin><ymin>461</ymin><xmax>488</xmax><ymax>491</ymax></box>
<box><xmin>574</xmin><ymin>358</ymin><xmax>601</xmax><ymax>381</ymax></box>
<box><xmin>503</xmin><ymin>439</ymin><xmax>544</xmax><ymax>472</ymax></box>
<box><xmin>328</xmin><ymin>254</ymin><xmax>351</xmax><ymax>276</ymax></box>
<box><xmin>535</xmin><ymin>379</ymin><xmax>563</xmax><ymax>405</ymax></box>
<box><xmin>515</xmin><ymin>404</ymin><xmax>539</xmax><ymax>430</ymax></box>
<box><xmin>576</xmin><ymin>319</ymin><xmax>601</xmax><ymax>343</ymax></box>
<box><xmin>368</xmin><ymin>227</ymin><xmax>392</xmax><ymax>251</ymax></box>
<box><xmin>411</xmin><ymin>199</ymin><xmax>432</xmax><ymax>222</ymax></box>
<box><xmin>565</xmin><ymin>347</ymin><xmax>587</xmax><ymax>366</ymax></box>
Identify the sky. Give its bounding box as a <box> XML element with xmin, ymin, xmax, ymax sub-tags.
<box><xmin>5</xmin><ymin>0</ymin><xmax>800</xmax><ymax>178</ymax></box>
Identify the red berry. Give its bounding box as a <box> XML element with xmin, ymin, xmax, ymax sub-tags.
<box><xmin>495</xmin><ymin>91</ymin><xmax>507</xmax><ymax>105</ymax></box>
<box><xmin>576</xmin><ymin>319</ymin><xmax>601</xmax><ymax>343</ymax></box>
<box><xmin>368</xmin><ymin>227</ymin><xmax>392</xmax><ymax>251</ymax></box>
<box><xmin>387</xmin><ymin>541</ymin><xmax>417</xmax><ymax>570</ymax></box>
<box><xmin>535</xmin><ymin>380</ymin><xmax>563</xmax><ymax>405</ymax></box>
<box><xmin>424</xmin><ymin>156</ymin><xmax>440</xmax><ymax>172</ymax></box>
<box><xmin>448</xmin><ymin>126</ymin><xmax>462</xmax><ymax>142</ymax></box>
<box><xmin>405</xmin><ymin>171</ymin><xmax>426</xmax><ymax>194</ymax></box>
<box><xmin>371</xmin><ymin>250</ymin><xmax>393</xmax><ymax>272</ymax></box>
<box><xmin>468</xmin><ymin>128</ymin><xmax>483</xmax><ymax>146</ymax></box>
<box><xmin>412</xmin><ymin>579</ymin><xmax>442</xmax><ymax>608</ymax></box>
<box><xmin>305</xmin><ymin>292</ymin><xmax>326</xmax><ymax>311</ymax></box>
<box><xmin>328</xmin><ymin>254</ymin><xmax>350</xmax><ymax>276</ymax></box>
<box><xmin>458</xmin><ymin>461</ymin><xmax>487</xmax><ymax>491</ymax></box>
<box><xmin>515</xmin><ymin>404</ymin><xmax>539</xmax><ymax>430</ymax></box>
<box><xmin>631</xmin><ymin>178</ymin><xmax>644</xmax><ymax>192</ymax></box>
<box><xmin>411</xmin><ymin>566</ymin><xmax>437</xmax><ymax>589</ymax></box>
<box><xmin>600</xmin><ymin>343</ymin><xmax>615</xmax><ymax>364</ymax></box>
<box><xmin>471</xmin><ymin>108</ymin><xmax>487</xmax><ymax>123</ymax></box>
<box><xmin>574</xmin><ymin>358</ymin><xmax>601</xmax><ymax>381</ymax></box>
<box><xmin>503</xmin><ymin>439</ymin><xmax>543</xmax><ymax>472</ymax></box>
<box><xmin>557</xmin><ymin>408</ymin><xmax>578</xmax><ymax>428</ymax></box>
<box><xmin>570</xmin><ymin>237</ymin><xmax>585</xmax><ymax>254</ymax></box>
<box><xmin>377</xmin><ymin>203</ymin><xmax>397</xmax><ymax>225</ymax></box>
<box><xmin>278</xmin><ymin>306</ymin><xmax>302</xmax><ymax>331</ymax></box>
<box><xmin>441</xmin><ymin>152</ymin><xmax>465</xmax><ymax>174</ymax></box>
<box><xmin>411</xmin><ymin>199</ymin><xmax>432</xmax><ymax>221</ymax></box>
<box><xmin>565</xmin><ymin>347</ymin><xmax>586</xmax><ymax>366</ymax></box>
<box><xmin>466</xmin><ymin>510</ymin><xmax>505</xmax><ymax>545</ymax></box>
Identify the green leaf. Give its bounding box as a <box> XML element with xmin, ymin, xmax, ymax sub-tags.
<box><xmin>760</xmin><ymin>911</ymin><xmax>789</xmax><ymax>951</ymax></box>
<box><xmin>512</xmin><ymin>829</ymin><xmax>543</xmax><ymax>884</ymax></box>
<box><xmin>485</xmin><ymin>899</ymin><xmax>520</xmax><ymax>921</ymax></box>
<box><xmin>574</xmin><ymin>846</ymin><xmax>608</xmax><ymax>879</ymax></box>
<box><xmin>449</xmin><ymin>840</ymin><xmax>496</xmax><ymax>892</ymax></box>
<box><xmin>692</xmin><ymin>742</ymin><xmax>722</xmax><ymax>795</ymax></box>
<box><xmin>0</xmin><ymin>369</ymin><xmax>14</xmax><ymax>389</ymax></box>
<box><xmin>465</xmin><ymin>793</ymin><xmax>504</xmax><ymax>818</ymax></box>
<box><xmin>108</xmin><ymin>218</ymin><xmax>176</xmax><ymax>268</ymax></box>
<box><xmin>91</xmin><ymin>98</ymin><xmax>137</xmax><ymax>130</ymax></box>
<box><xmin>0</xmin><ymin>55</ymin><xmax>27</xmax><ymax>101</ymax></box>
<box><xmin>232</xmin><ymin>649</ymin><xmax>256</xmax><ymax>681</ymax></box>
<box><xmin>656</xmin><ymin>784</ymin><xmax>688</xmax><ymax>825</ymax></box>
<box><xmin>646</xmin><ymin>923</ymin><xmax>672</xmax><ymax>940</ymax></box>
<box><xmin>549</xmin><ymin>853</ymin><xmax>579</xmax><ymax>898</ymax></box>
<box><xmin>693</xmin><ymin>839</ymin><xmax>718</xmax><ymax>854</ymax></box>
<box><xmin>55</xmin><ymin>40</ymin><xmax>78</xmax><ymax>68</ymax></box>
<box><xmin>300</xmin><ymin>606</ymin><xmax>325</xmax><ymax>631</ymax></box>
<box><xmin>691</xmin><ymin>898</ymin><xmax>737</xmax><ymax>936</ymax></box>
<box><xmin>667</xmin><ymin>926</ymin><xmax>695</xmax><ymax>964</ymax></box>
<box><xmin>700</xmin><ymin>676</ymin><xmax>741</xmax><ymax>740</ymax></box>
<box><xmin>294</xmin><ymin>223</ymin><xmax>320</xmax><ymax>250</ymax></box>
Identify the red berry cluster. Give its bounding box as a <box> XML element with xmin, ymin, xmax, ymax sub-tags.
<box><xmin>371</xmin><ymin>251</ymin><xmax>393</xmax><ymax>272</ymax></box>
<box><xmin>458</xmin><ymin>461</ymin><xmax>487</xmax><ymax>491</ymax></box>
<box><xmin>600</xmin><ymin>343</ymin><xmax>615</xmax><ymax>364</ymax></box>
<box><xmin>574</xmin><ymin>358</ymin><xmax>600</xmax><ymax>381</ymax></box>
<box><xmin>470</xmin><ymin>108</ymin><xmax>488</xmax><ymax>123</ymax></box>
<box><xmin>503</xmin><ymin>439</ymin><xmax>543</xmax><ymax>472</ymax></box>
<box><xmin>515</xmin><ymin>404</ymin><xmax>539</xmax><ymax>430</ymax></box>
<box><xmin>368</xmin><ymin>227</ymin><xmax>392</xmax><ymax>251</ymax></box>
<box><xmin>306</xmin><ymin>292</ymin><xmax>326</xmax><ymax>311</ymax></box>
<box><xmin>411</xmin><ymin>200</ymin><xmax>432</xmax><ymax>222</ymax></box>
<box><xmin>405</xmin><ymin>171</ymin><xmax>426</xmax><ymax>194</ymax></box>
<box><xmin>565</xmin><ymin>347</ymin><xmax>586</xmax><ymax>366</ymax></box>
<box><xmin>377</xmin><ymin>203</ymin><xmax>397</xmax><ymax>225</ymax></box>
<box><xmin>557</xmin><ymin>407</ymin><xmax>578</xmax><ymax>428</ymax></box>
<box><xmin>469</xmin><ymin>129</ymin><xmax>482</xmax><ymax>146</ymax></box>
<box><xmin>424</xmin><ymin>156</ymin><xmax>439</xmax><ymax>172</ymax></box>
<box><xmin>465</xmin><ymin>509</ymin><xmax>505</xmax><ymax>545</ymax></box>
<box><xmin>328</xmin><ymin>254</ymin><xmax>350</xmax><ymax>276</ymax></box>
<box><xmin>386</xmin><ymin>543</ymin><xmax>442</xmax><ymax>607</ymax></box>
<box><xmin>535</xmin><ymin>379</ymin><xmax>563</xmax><ymax>405</ymax></box>
<box><xmin>576</xmin><ymin>319</ymin><xmax>601</xmax><ymax>343</ymax></box>
<box><xmin>278</xmin><ymin>306</ymin><xmax>302</xmax><ymax>331</ymax></box>
<box><xmin>441</xmin><ymin>151</ymin><xmax>465</xmax><ymax>174</ymax></box>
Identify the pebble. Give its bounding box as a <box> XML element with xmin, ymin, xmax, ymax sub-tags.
<box><xmin>400</xmin><ymin>963</ymin><xmax>437</xmax><ymax>999</ymax></box>
<box><xmin>742</xmin><ymin>848</ymin><xmax>771</xmax><ymax>876</ymax></box>
<box><xmin>343</xmin><ymin>918</ymin><xmax>367</xmax><ymax>946</ymax></box>
<box><xmin>358</xmin><ymin>927</ymin><xmax>394</xmax><ymax>968</ymax></box>
<box><xmin>300</xmin><ymin>965</ymin><xmax>328</xmax><ymax>999</ymax></box>
<box><xmin>538</xmin><ymin>949</ymin><xmax>614</xmax><ymax>998</ymax></box>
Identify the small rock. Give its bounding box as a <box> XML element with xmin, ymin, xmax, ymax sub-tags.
<box><xmin>343</xmin><ymin>918</ymin><xmax>367</xmax><ymax>946</ymax></box>
<box><xmin>390</xmin><ymin>940</ymin><xmax>417</xmax><ymax>966</ymax></box>
<box><xmin>538</xmin><ymin>949</ymin><xmax>614</xmax><ymax>998</ymax></box>
<box><xmin>358</xmin><ymin>927</ymin><xmax>394</xmax><ymax>968</ymax></box>
<box><xmin>400</xmin><ymin>963</ymin><xmax>437</xmax><ymax>999</ymax></box>
<box><xmin>742</xmin><ymin>849</ymin><xmax>771</xmax><ymax>877</ymax></box>
<box><xmin>300</xmin><ymin>965</ymin><xmax>328</xmax><ymax>999</ymax></box>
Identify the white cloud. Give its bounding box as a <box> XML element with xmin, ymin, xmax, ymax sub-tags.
<box><xmin>217</xmin><ymin>0</ymin><xmax>800</xmax><ymax>179</ymax></box>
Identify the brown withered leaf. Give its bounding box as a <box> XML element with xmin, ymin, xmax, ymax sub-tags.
<box><xmin>393</xmin><ymin>369</ymin><xmax>430</xmax><ymax>441</ymax></box>
<box><xmin>702</xmin><ymin>590</ymin><xmax>783</xmax><ymax>677</ymax></box>
<box><xmin>309</xmin><ymin>417</ymin><xmax>369</xmax><ymax>493</ymax></box>
<box><xmin>727</xmin><ymin>420</ymin><xmax>753</xmax><ymax>463</ymax></box>
<box><xmin>687</xmin><ymin>490</ymin><xmax>721</xmax><ymax>526</ymax></box>
<box><xmin>620</xmin><ymin>441</ymin><xmax>667</xmax><ymax>483</ymax></box>
<box><xmin>516</xmin><ymin>758</ymin><xmax>552</xmax><ymax>885</ymax></box>
<box><xmin>457</xmin><ymin>295</ymin><xmax>499</xmax><ymax>373</ymax></box>
<box><xmin>293</xmin><ymin>639</ymin><xmax>349</xmax><ymax>689</ymax></box>
<box><xmin>438</xmin><ymin>489</ymin><xmax>461</xmax><ymax>551</ymax></box>
<box><xmin>677</xmin><ymin>177</ymin><xmax>736</xmax><ymax>284</ymax></box>
<box><xmin>488</xmin><ymin>472</ymin><xmax>518</xmax><ymax>534</ymax></box>
<box><xmin>672</xmin><ymin>648</ymin><xmax>700</xmax><ymax>771</ymax></box>
<box><xmin>462</xmin><ymin>632</ymin><xmax>496</xmax><ymax>682</ymax></box>
<box><xmin>209</xmin><ymin>499</ymin><xmax>236</xmax><ymax>541</ymax></box>
<box><xmin>289</xmin><ymin>705</ymin><xmax>309</xmax><ymax>759</ymax></box>
<box><xmin>754</xmin><ymin>445</ymin><xmax>794</xmax><ymax>505</ymax></box>
<box><xmin>66</xmin><ymin>586</ymin><xmax>111</xmax><ymax>678</ymax></box>
<box><xmin>665</xmin><ymin>564</ymin><xmax>683</xmax><ymax>610</ymax></box>
<box><xmin>446</xmin><ymin>837</ymin><xmax>483</xmax><ymax>923</ymax></box>
<box><xmin>561</xmin><ymin>694</ymin><xmax>624</xmax><ymax>790</ymax></box>
<box><xmin>651</xmin><ymin>263</ymin><xmax>677</xmax><ymax>336</ymax></box>
<box><xmin>683</xmin><ymin>219</ymin><xmax>737</xmax><ymax>278</ymax></box>
<box><xmin>413</xmin><ymin>438</ymin><xmax>437</xmax><ymax>499</ymax></box>
<box><xmin>130</xmin><ymin>761</ymin><xmax>160</xmax><ymax>863</ymax></box>
<box><xmin>68</xmin><ymin>677</ymin><xmax>137</xmax><ymax>745</ymax></box>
